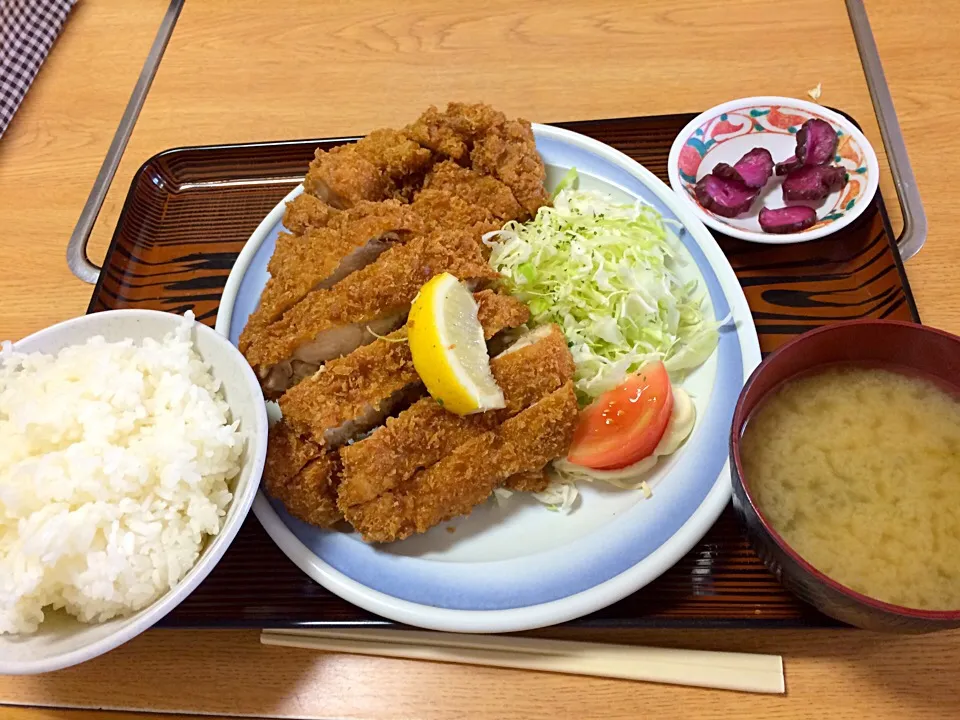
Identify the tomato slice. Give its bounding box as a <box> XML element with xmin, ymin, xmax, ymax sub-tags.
<box><xmin>567</xmin><ymin>361</ymin><xmax>674</xmax><ymax>470</ymax></box>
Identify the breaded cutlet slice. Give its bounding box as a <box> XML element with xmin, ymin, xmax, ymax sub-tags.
<box><xmin>345</xmin><ymin>382</ymin><xmax>579</xmax><ymax>543</ymax></box>
<box><xmin>280</xmin><ymin>329</ymin><xmax>421</xmax><ymax>448</ymax></box>
<box><xmin>279</xmin><ymin>291</ymin><xmax>529</xmax><ymax>448</ymax></box>
<box><xmin>262</xmin><ymin>422</ymin><xmax>343</xmax><ymax>528</ymax></box>
<box><xmin>239</xmin><ymin>201</ymin><xmax>424</xmax><ymax>357</ymax></box>
<box><xmin>470</xmin><ymin>118</ymin><xmax>550</xmax><ymax>217</ymax></box>
<box><xmin>267</xmin><ymin>200</ymin><xmax>424</xmax><ymax>282</ymax></box>
<box><xmin>424</xmin><ymin>160</ymin><xmax>524</xmax><ymax>221</ymax></box>
<box><xmin>303</xmin><ymin>129</ymin><xmax>432</xmax><ymax>208</ymax></box>
<box><xmin>286</xmin><ymin>454</ymin><xmax>343</xmax><ymax>528</ymax></box>
<box><xmin>405</xmin><ymin>103</ymin><xmax>508</xmax><ymax>163</ymax></box>
<box><xmin>473</xmin><ymin>289</ymin><xmax>531</xmax><ymax>340</ymax></box>
<box><xmin>243</xmin><ymin>230</ymin><xmax>499</xmax><ymax>382</ymax></box>
<box><xmin>338</xmin><ymin>324</ymin><xmax>572</xmax><ymax>509</ymax></box>
<box><xmin>263</xmin><ymin>420</ymin><xmax>323</xmax><ymax>487</ymax></box>
<box><xmin>281</xmin><ymin>195</ymin><xmax>423</xmax><ymax>241</ymax></box>
<box><xmin>282</xmin><ymin>193</ymin><xmax>339</xmax><ymax>235</ymax></box>
<box><xmin>409</xmin><ymin>188</ymin><xmax>502</xmax><ymax>238</ymax></box>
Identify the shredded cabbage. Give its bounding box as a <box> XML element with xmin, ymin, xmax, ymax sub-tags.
<box><xmin>484</xmin><ymin>172</ymin><xmax>719</xmax><ymax>402</ymax></box>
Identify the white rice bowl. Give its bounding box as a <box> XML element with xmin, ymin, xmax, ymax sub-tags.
<box><xmin>0</xmin><ymin>310</ymin><xmax>267</xmax><ymax>673</ymax></box>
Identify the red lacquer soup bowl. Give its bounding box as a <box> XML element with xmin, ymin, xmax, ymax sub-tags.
<box><xmin>729</xmin><ymin>320</ymin><xmax>960</xmax><ymax>632</ymax></box>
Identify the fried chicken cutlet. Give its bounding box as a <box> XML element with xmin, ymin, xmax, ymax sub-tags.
<box><xmin>304</xmin><ymin>129</ymin><xmax>432</xmax><ymax>208</ymax></box>
<box><xmin>405</xmin><ymin>102</ymin><xmax>507</xmax><ymax>163</ymax></box>
<box><xmin>337</xmin><ymin>324</ymin><xmax>573</xmax><ymax>512</ymax></box>
<box><xmin>470</xmin><ymin>119</ymin><xmax>549</xmax><ymax>217</ymax></box>
<box><xmin>240</xmin><ymin>200</ymin><xmax>424</xmax><ymax>364</ymax></box>
<box><xmin>263</xmin><ymin>422</ymin><xmax>342</xmax><ymax>528</ymax></box>
<box><xmin>345</xmin><ymin>382</ymin><xmax>578</xmax><ymax>543</ymax></box>
<box><xmin>407</xmin><ymin>103</ymin><xmax>549</xmax><ymax>218</ymax></box>
<box><xmin>248</xmin><ymin>103</ymin><xmax>560</xmax><ymax>537</ymax></box>
<box><xmin>281</xmin><ymin>330</ymin><xmax>422</xmax><ymax>448</ymax></box>
<box><xmin>266</xmin><ymin>292</ymin><xmax>528</xmax><ymax>527</ymax></box>
<box><xmin>244</xmin><ymin>229</ymin><xmax>498</xmax><ymax>396</ymax></box>
<box><xmin>423</xmin><ymin>161</ymin><xmax>525</xmax><ymax>221</ymax></box>
<box><xmin>282</xmin><ymin>193</ymin><xmax>339</xmax><ymax>235</ymax></box>
<box><xmin>279</xmin><ymin>291</ymin><xmax>528</xmax><ymax>449</ymax></box>
<box><xmin>409</xmin><ymin>187</ymin><xmax>503</xmax><ymax>238</ymax></box>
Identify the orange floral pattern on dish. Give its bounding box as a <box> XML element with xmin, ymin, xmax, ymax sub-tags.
<box><xmin>767</xmin><ymin>107</ymin><xmax>808</xmax><ymax>130</ymax></box>
<box><xmin>838</xmin><ymin>178</ymin><xmax>861</xmax><ymax>211</ymax></box>
<box><xmin>837</xmin><ymin>134</ymin><xmax>861</xmax><ymax>165</ymax></box>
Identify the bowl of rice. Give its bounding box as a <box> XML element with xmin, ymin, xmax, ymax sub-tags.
<box><xmin>0</xmin><ymin>309</ymin><xmax>268</xmax><ymax>674</ymax></box>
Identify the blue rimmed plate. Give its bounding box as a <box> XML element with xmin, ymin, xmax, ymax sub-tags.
<box><xmin>216</xmin><ymin>124</ymin><xmax>761</xmax><ymax>633</ymax></box>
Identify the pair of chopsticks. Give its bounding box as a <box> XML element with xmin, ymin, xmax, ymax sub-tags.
<box><xmin>260</xmin><ymin>628</ymin><xmax>784</xmax><ymax>694</ymax></box>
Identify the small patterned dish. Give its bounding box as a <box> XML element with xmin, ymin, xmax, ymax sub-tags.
<box><xmin>668</xmin><ymin>96</ymin><xmax>879</xmax><ymax>244</ymax></box>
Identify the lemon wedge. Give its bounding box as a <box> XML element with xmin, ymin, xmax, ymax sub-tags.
<box><xmin>407</xmin><ymin>273</ymin><xmax>505</xmax><ymax>415</ymax></box>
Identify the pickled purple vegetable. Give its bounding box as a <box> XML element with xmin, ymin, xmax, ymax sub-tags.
<box><xmin>795</xmin><ymin>119</ymin><xmax>839</xmax><ymax>166</ymax></box>
<box><xmin>712</xmin><ymin>148</ymin><xmax>775</xmax><ymax>189</ymax></box>
<box><xmin>781</xmin><ymin>165</ymin><xmax>848</xmax><ymax>202</ymax></box>
<box><xmin>758</xmin><ymin>205</ymin><xmax>817</xmax><ymax>233</ymax></box>
<box><xmin>694</xmin><ymin>173</ymin><xmax>759</xmax><ymax>218</ymax></box>
<box><xmin>712</xmin><ymin>162</ymin><xmax>744</xmax><ymax>184</ymax></box>
<box><xmin>775</xmin><ymin>155</ymin><xmax>803</xmax><ymax>176</ymax></box>
<box><xmin>732</xmin><ymin>147</ymin><xmax>774</xmax><ymax>188</ymax></box>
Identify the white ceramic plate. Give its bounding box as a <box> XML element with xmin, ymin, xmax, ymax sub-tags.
<box><xmin>217</xmin><ymin>124</ymin><xmax>761</xmax><ymax>633</ymax></box>
<box><xmin>668</xmin><ymin>96</ymin><xmax>880</xmax><ymax>244</ymax></box>
<box><xmin>0</xmin><ymin>310</ymin><xmax>268</xmax><ymax>674</ymax></box>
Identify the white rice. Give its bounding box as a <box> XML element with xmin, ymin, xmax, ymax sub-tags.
<box><xmin>0</xmin><ymin>314</ymin><xmax>243</xmax><ymax>634</ymax></box>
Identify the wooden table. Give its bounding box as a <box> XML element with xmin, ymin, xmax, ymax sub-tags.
<box><xmin>1</xmin><ymin>1</ymin><xmax>958</xmax><ymax>718</ymax></box>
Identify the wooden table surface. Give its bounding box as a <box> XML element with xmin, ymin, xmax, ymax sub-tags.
<box><xmin>1</xmin><ymin>0</ymin><xmax>958</xmax><ymax>718</ymax></box>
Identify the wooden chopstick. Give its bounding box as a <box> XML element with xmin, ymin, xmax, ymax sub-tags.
<box><xmin>260</xmin><ymin>628</ymin><xmax>784</xmax><ymax>695</ymax></box>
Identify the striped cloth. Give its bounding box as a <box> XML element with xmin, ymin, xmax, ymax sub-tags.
<box><xmin>0</xmin><ymin>0</ymin><xmax>76</xmax><ymax>138</ymax></box>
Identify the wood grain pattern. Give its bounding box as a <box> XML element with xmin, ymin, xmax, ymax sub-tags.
<box><xmin>2</xmin><ymin>0</ymin><xmax>960</xmax><ymax>718</ymax></box>
<box><xmin>3</xmin><ymin>628</ymin><xmax>960</xmax><ymax>720</ymax></box>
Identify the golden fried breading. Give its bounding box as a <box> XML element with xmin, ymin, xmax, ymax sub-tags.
<box><xmin>285</xmin><ymin>455</ymin><xmax>343</xmax><ymax>528</ymax></box>
<box><xmin>424</xmin><ymin>161</ymin><xmax>524</xmax><ymax>221</ymax></box>
<box><xmin>408</xmin><ymin>104</ymin><xmax>548</xmax><ymax>219</ymax></box>
<box><xmin>504</xmin><ymin>469</ymin><xmax>550</xmax><ymax>492</ymax></box>
<box><xmin>280</xmin><ymin>329</ymin><xmax>420</xmax><ymax>445</ymax></box>
<box><xmin>405</xmin><ymin>105</ymin><xmax>472</xmax><ymax>161</ymax></box>
<box><xmin>410</xmin><ymin>188</ymin><xmax>501</xmax><ymax>238</ymax></box>
<box><xmin>338</xmin><ymin>324</ymin><xmax>572</xmax><ymax>509</ymax></box>
<box><xmin>303</xmin><ymin>129</ymin><xmax>432</xmax><ymax>208</ymax></box>
<box><xmin>488</xmin><ymin>325</ymin><xmax>574</xmax><ymax>409</ymax></box>
<box><xmin>474</xmin><ymin>289</ymin><xmax>530</xmax><ymax>340</ymax></box>
<box><xmin>345</xmin><ymin>382</ymin><xmax>578</xmax><ymax>542</ymax></box>
<box><xmin>280</xmin><ymin>291</ymin><xmax>529</xmax><ymax>449</ymax></box>
<box><xmin>265</xmin><ymin>295</ymin><xmax>530</xmax><ymax>529</ymax></box>
<box><xmin>470</xmin><ymin>118</ymin><xmax>549</xmax><ymax>217</ymax></box>
<box><xmin>243</xmin><ymin>230</ymin><xmax>498</xmax><ymax>373</ymax></box>
<box><xmin>274</xmin><ymin>451</ymin><xmax>343</xmax><ymax>528</ymax></box>
<box><xmin>303</xmin><ymin>146</ymin><xmax>383</xmax><ymax>209</ymax></box>
<box><xmin>339</xmin><ymin>400</ymin><xmax>483</xmax><ymax>510</ymax></box>
<box><xmin>263</xmin><ymin>421</ymin><xmax>323</xmax><ymax>492</ymax></box>
<box><xmin>262</xmin><ymin>422</ymin><xmax>344</xmax><ymax>528</ymax></box>
<box><xmin>283</xmin><ymin>193</ymin><xmax>339</xmax><ymax>235</ymax></box>
<box><xmin>356</xmin><ymin>128</ymin><xmax>433</xmax><ymax>178</ymax></box>
<box><xmin>239</xmin><ymin>204</ymin><xmax>423</xmax><ymax>355</ymax></box>
<box><xmin>268</xmin><ymin>202</ymin><xmax>422</xmax><ymax>298</ymax></box>
<box><xmin>280</xmin><ymin>197</ymin><xmax>418</xmax><ymax>254</ymax></box>
<box><xmin>405</xmin><ymin>102</ymin><xmax>508</xmax><ymax>163</ymax></box>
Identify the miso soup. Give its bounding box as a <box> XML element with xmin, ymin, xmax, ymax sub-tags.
<box><xmin>740</xmin><ymin>365</ymin><xmax>960</xmax><ymax>610</ymax></box>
